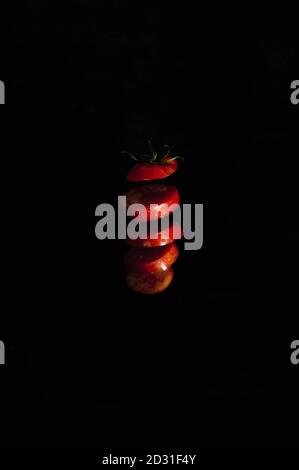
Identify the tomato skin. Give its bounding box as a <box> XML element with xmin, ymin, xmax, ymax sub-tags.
<box><xmin>125</xmin><ymin>184</ymin><xmax>180</xmax><ymax>222</ymax></box>
<box><xmin>126</xmin><ymin>221</ymin><xmax>182</xmax><ymax>248</ymax></box>
<box><xmin>127</xmin><ymin>157</ymin><xmax>178</xmax><ymax>182</ymax></box>
<box><xmin>124</xmin><ymin>243</ymin><xmax>179</xmax><ymax>274</ymax></box>
<box><xmin>126</xmin><ymin>267</ymin><xmax>174</xmax><ymax>294</ymax></box>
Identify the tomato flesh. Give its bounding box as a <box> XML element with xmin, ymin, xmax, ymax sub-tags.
<box><xmin>125</xmin><ymin>184</ymin><xmax>180</xmax><ymax>221</ymax></box>
<box><xmin>126</xmin><ymin>267</ymin><xmax>174</xmax><ymax>295</ymax></box>
<box><xmin>124</xmin><ymin>242</ymin><xmax>179</xmax><ymax>274</ymax></box>
<box><xmin>126</xmin><ymin>221</ymin><xmax>182</xmax><ymax>248</ymax></box>
<box><xmin>127</xmin><ymin>157</ymin><xmax>178</xmax><ymax>182</ymax></box>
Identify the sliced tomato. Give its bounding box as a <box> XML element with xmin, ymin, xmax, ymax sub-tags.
<box><xmin>125</xmin><ymin>184</ymin><xmax>180</xmax><ymax>221</ymax></box>
<box><xmin>124</xmin><ymin>242</ymin><xmax>179</xmax><ymax>274</ymax></box>
<box><xmin>126</xmin><ymin>267</ymin><xmax>174</xmax><ymax>295</ymax></box>
<box><xmin>127</xmin><ymin>156</ymin><xmax>178</xmax><ymax>182</ymax></box>
<box><xmin>126</xmin><ymin>221</ymin><xmax>182</xmax><ymax>248</ymax></box>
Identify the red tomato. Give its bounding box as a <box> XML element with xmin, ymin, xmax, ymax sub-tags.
<box><xmin>125</xmin><ymin>184</ymin><xmax>180</xmax><ymax>221</ymax></box>
<box><xmin>127</xmin><ymin>156</ymin><xmax>178</xmax><ymax>182</ymax></box>
<box><xmin>126</xmin><ymin>267</ymin><xmax>174</xmax><ymax>295</ymax></box>
<box><xmin>124</xmin><ymin>243</ymin><xmax>179</xmax><ymax>274</ymax></box>
<box><xmin>126</xmin><ymin>221</ymin><xmax>182</xmax><ymax>248</ymax></box>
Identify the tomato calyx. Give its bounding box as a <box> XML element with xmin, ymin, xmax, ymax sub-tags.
<box><xmin>121</xmin><ymin>139</ymin><xmax>184</xmax><ymax>165</ymax></box>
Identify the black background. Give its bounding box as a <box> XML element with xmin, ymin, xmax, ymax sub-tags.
<box><xmin>1</xmin><ymin>2</ymin><xmax>299</xmax><ymax>450</ymax></box>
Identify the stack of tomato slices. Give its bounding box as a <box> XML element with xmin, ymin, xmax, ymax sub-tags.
<box><xmin>123</xmin><ymin>142</ymin><xmax>182</xmax><ymax>294</ymax></box>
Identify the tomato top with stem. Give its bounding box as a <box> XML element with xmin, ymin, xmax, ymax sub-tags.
<box><xmin>122</xmin><ymin>139</ymin><xmax>183</xmax><ymax>182</ymax></box>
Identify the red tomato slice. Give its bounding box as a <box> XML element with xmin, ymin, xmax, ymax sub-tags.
<box><xmin>126</xmin><ymin>267</ymin><xmax>174</xmax><ymax>295</ymax></box>
<box><xmin>125</xmin><ymin>184</ymin><xmax>180</xmax><ymax>221</ymax></box>
<box><xmin>127</xmin><ymin>157</ymin><xmax>178</xmax><ymax>182</ymax></box>
<box><xmin>126</xmin><ymin>221</ymin><xmax>182</xmax><ymax>248</ymax></box>
<box><xmin>124</xmin><ymin>243</ymin><xmax>179</xmax><ymax>274</ymax></box>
